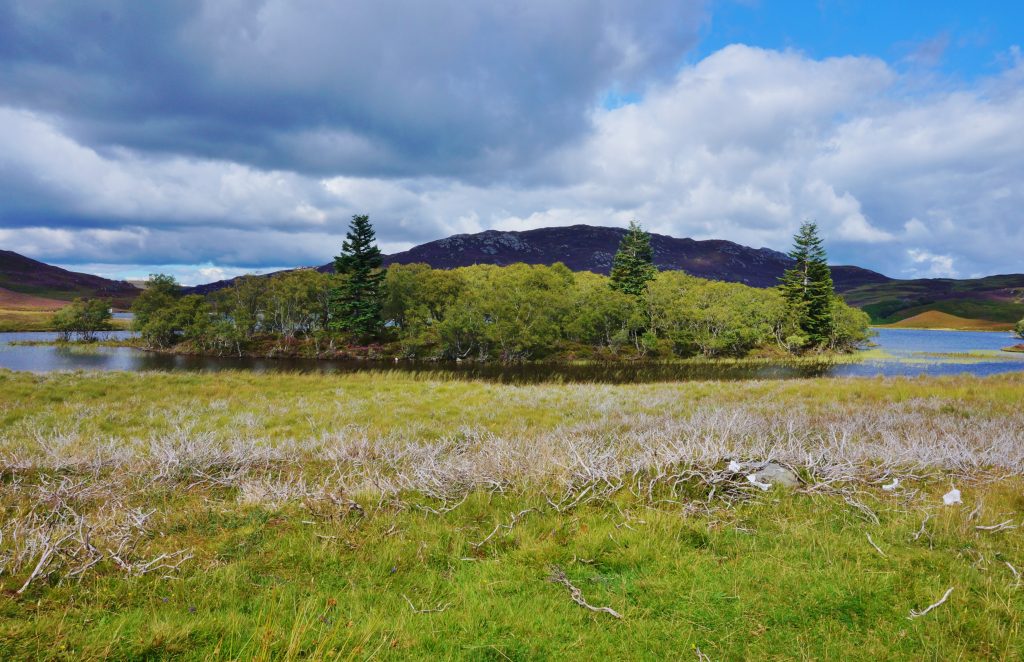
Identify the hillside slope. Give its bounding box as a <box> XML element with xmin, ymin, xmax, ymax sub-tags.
<box><xmin>181</xmin><ymin>225</ymin><xmax>1022</xmax><ymax>326</ymax></box>
<box><xmin>877</xmin><ymin>310</ymin><xmax>1014</xmax><ymax>331</ymax></box>
<box><xmin>842</xmin><ymin>274</ymin><xmax>1024</xmax><ymax>324</ymax></box>
<box><xmin>354</xmin><ymin>225</ymin><xmax>887</xmax><ymax>290</ymax></box>
<box><xmin>0</xmin><ymin>250</ymin><xmax>138</xmax><ymax>306</ymax></box>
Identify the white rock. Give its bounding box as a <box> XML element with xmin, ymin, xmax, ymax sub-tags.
<box><xmin>943</xmin><ymin>488</ymin><xmax>962</xmax><ymax>505</ymax></box>
<box><xmin>747</xmin><ymin>474</ymin><xmax>772</xmax><ymax>491</ymax></box>
<box><xmin>748</xmin><ymin>462</ymin><xmax>801</xmax><ymax>488</ymax></box>
<box><xmin>882</xmin><ymin>478</ymin><xmax>899</xmax><ymax>492</ymax></box>
<box><xmin>727</xmin><ymin>460</ymin><xmax>742</xmax><ymax>472</ymax></box>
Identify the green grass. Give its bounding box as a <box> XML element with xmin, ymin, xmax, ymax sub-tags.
<box><xmin>1</xmin><ymin>371</ymin><xmax>1023</xmax><ymax>659</ymax></box>
<box><xmin>0</xmin><ymin>312</ymin><xmax>131</xmax><ymax>333</ymax></box>
<box><xmin>2</xmin><ymin>370</ymin><xmax>1023</xmax><ymax>441</ymax></box>
<box><xmin>0</xmin><ymin>309</ymin><xmax>58</xmax><ymax>332</ymax></box>
<box><xmin>2</xmin><ymin>485</ymin><xmax>1022</xmax><ymax>660</ymax></box>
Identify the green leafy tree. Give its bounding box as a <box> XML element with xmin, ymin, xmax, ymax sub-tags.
<box><xmin>830</xmin><ymin>299</ymin><xmax>871</xmax><ymax>350</ymax></box>
<box><xmin>1015</xmin><ymin>318</ymin><xmax>1024</xmax><ymax>340</ymax></box>
<box><xmin>565</xmin><ymin>271</ymin><xmax>641</xmax><ymax>348</ymax></box>
<box><xmin>331</xmin><ymin>214</ymin><xmax>385</xmax><ymax>339</ymax></box>
<box><xmin>610</xmin><ymin>220</ymin><xmax>657</xmax><ymax>296</ymax></box>
<box><xmin>52</xmin><ymin>298</ymin><xmax>112</xmax><ymax>342</ymax></box>
<box><xmin>131</xmin><ymin>274</ymin><xmax>182</xmax><ymax>348</ymax></box>
<box><xmin>779</xmin><ymin>221</ymin><xmax>835</xmax><ymax>348</ymax></box>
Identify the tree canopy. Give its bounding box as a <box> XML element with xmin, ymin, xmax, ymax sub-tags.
<box><xmin>52</xmin><ymin>298</ymin><xmax>112</xmax><ymax>342</ymax></box>
<box><xmin>779</xmin><ymin>221</ymin><xmax>836</xmax><ymax>349</ymax></box>
<box><xmin>132</xmin><ymin>261</ymin><xmax>869</xmax><ymax>360</ymax></box>
<box><xmin>331</xmin><ymin>214</ymin><xmax>384</xmax><ymax>339</ymax></box>
<box><xmin>610</xmin><ymin>221</ymin><xmax>657</xmax><ymax>296</ymax></box>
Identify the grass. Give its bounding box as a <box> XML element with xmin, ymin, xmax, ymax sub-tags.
<box><xmin>0</xmin><ymin>312</ymin><xmax>131</xmax><ymax>333</ymax></box>
<box><xmin>0</xmin><ymin>309</ymin><xmax>59</xmax><ymax>332</ymax></box>
<box><xmin>1</xmin><ymin>371</ymin><xmax>1023</xmax><ymax>659</ymax></box>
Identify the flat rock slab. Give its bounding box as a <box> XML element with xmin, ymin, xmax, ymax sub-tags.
<box><xmin>747</xmin><ymin>462</ymin><xmax>801</xmax><ymax>488</ymax></box>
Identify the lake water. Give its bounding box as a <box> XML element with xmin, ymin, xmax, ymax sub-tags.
<box><xmin>0</xmin><ymin>328</ymin><xmax>1021</xmax><ymax>382</ymax></box>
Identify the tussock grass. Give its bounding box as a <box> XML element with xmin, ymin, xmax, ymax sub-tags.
<box><xmin>0</xmin><ymin>371</ymin><xmax>1023</xmax><ymax>659</ymax></box>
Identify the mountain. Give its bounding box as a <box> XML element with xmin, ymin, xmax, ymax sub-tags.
<box><xmin>0</xmin><ymin>250</ymin><xmax>139</xmax><ymax>307</ymax></box>
<box><xmin>184</xmin><ymin>224</ymin><xmax>1023</xmax><ymax>325</ymax></box>
<box><xmin>185</xmin><ymin>224</ymin><xmax>888</xmax><ymax>296</ymax></box>
<box><xmin>371</xmin><ymin>225</ymin><xmax>890</xmax><ymax>291</ymax></box>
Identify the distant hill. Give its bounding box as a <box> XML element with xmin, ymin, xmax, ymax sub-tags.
<box><xmin>185</xmin><ymin>224</ymin><xmax>888</xmax><ymax>296</ymax></box>
<box><xmin>370</xmin><ymin>225</ymin><xmax>890</xmax><ymax>291</ymax></box>
<box><xmin>0</xmin><ymin>250</ymin><xmax>139</xmax><ymax>307</ymax></box>
<box><xmin>841</xmin><ymin>274</ymin><xmax>1024</xmax><ymax>325</ymax></box>
<box><xmin>0</xmin><ymin>287</ymin><xmax>68</xmax><ymax>311</ymax></box>
<box><xmin>181</xmin><ymin>224</ymin><xmax>1024</xmax><ymax>326</ymax></box>
<box><xmin>877</xmin><ymin>310</ymin><xmax>1014</xmax><ymax>332</ymax></box>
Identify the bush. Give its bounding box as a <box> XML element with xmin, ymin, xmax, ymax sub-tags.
<box><xmin>1016</xmin><ymin>318</ymin><xmax>1024</xmax><ymax>340</ymax></box>
<box><xmin>51</xmin><ymin>298</ymin><xmax>112</xmax><ymax>342</ymax></box>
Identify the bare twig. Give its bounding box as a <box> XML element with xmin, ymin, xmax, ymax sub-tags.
<box><xmin>912</xmin><ymin>514</ymin><xmax>931</xmax><ymax>542</ymax></box>
<box><xmin>866</xmin><ymin>533</ymin><xmax>887</xmax><ymax>558</ymax></box>
<box><xmin>402</xmin><ymin>593</ymin><xmax>451</xmax><ymax>614</ymax></box>
<box><xmin>548</xmin><ymin>565</ymin><xmax>623</xmax><ymax>620</ymax></box>
<box><xmin>470</xmin><ymin>509</ymin><xmax>535</xmax><ymax>549</ymax></box>
<box><xmin>909</xmin><ymin>587</ymin><xmax>954</xmax><ymax>619</ymax></box>
<box><xmin>1006</xmin><ymin>561</ymin><xmax>1021</xmax><ymax>588</ymax></box>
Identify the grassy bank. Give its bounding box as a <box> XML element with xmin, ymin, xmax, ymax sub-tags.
<box><xmin>1</xmin><ymin>371</ymin><xmax>1023</xmax><ymax>659</ymax></box>
<box><xmin>0</xmin><ymin>313</ymin><xmax>132</xmax><ymax>333</ymax></box>
<box><xmin>0</xmin><ymin>309</ymin><xmax>59</xmax><ymax>332</ymax></box>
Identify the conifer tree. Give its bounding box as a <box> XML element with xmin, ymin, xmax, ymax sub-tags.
<box><xmin>779</xmin><ymin>221</ymin><xmax>835</xmax><ymax>347</ymax></box>
<box><xmin>330</xmin><ymin>214</ymin><xmax>384</xmax><ymax>339</ymax></box>
<box><xmin>609</xmin><ymin>220</ymin><xmax>657</xmax><ymax>296</ymax></box>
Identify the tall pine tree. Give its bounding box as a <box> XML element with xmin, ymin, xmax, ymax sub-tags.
<box><xmin>779</xmin><ymin>221</ymin><xmax>835</xmax><ymax>348</ymax></box>
<box><xmin>609</xmin><ymin>221</ymin><xmax>657</xmax><ymax>296</ymax></box>
<box><xmin>330</xmin><ymin>214</ymin><xmax>384</xmax><ymax>339</ymax></box>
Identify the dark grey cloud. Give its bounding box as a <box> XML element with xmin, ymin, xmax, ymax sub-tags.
<box><xmin>0</xmin><ymin>4</ymin><xmax>1022</xmax><ymax>281</ymax></box>
<box><xmin>0</xmin><ymin>0</ymin><xmax>707</xmax><ymax>179</ymax></box>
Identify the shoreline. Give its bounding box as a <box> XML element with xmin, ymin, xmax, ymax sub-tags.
<box><xmin>5</xmin><ymin>335</ymin><xmax>870</xmax><ymax>366</ymax></box>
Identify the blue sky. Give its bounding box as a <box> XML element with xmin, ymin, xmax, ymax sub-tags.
<box><xmin>0</xmin><ymin>1</ymin><xmax>1021</xmax><ymax>284</ymax></box>
<box><xmin>700</xmin><ymin>0</ymin><xmax>1023</xmax><ymax>78</ymax></box>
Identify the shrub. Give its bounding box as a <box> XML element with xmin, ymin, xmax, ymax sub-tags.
<box><xmin>51</xmin><ymin>298</ymin><xmax>112</xmax><ymax>342</ymax></box>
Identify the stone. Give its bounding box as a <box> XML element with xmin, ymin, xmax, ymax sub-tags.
<box><xmin>747</xmin><ymin>462</ymin><xmax>800</xmax><ymax>488</ymax></box>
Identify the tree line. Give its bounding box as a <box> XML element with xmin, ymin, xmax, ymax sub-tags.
<box><xmin>126</xmin><ymin>217</ymin><xmax>870</xmax><ymax>360</ymax></box>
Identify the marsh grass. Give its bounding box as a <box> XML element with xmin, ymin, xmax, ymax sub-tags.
<box><xmin>0</xmin><ymin>310</ymin><xmax>56</xmax><ymax>332</ymax></box>
<box><xmin>0</xmin><ymin>371</ymin><xmax>1023</xmax><ymax>659</ymax></box>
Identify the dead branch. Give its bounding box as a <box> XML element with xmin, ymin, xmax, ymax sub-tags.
<box><xmin>470</xmin><ymin>508</ymin><xmax>535</xmax><ymax>549</ymax></box>
<box><xmin>402</xmin><ymin>593</ymin><xmax>452</xmax><ymax>614</ymax></box>
<box><xmin>908</xmin><ymin>586</ymin><xmax>954</xmax><ymax>619</ymax></box>
<box><xmin>548</xmin><ymin>565</ymin><xmax>622</xmax><ymax>620</ymax></box>
<box><xmin>866</xmin><ymin>533</ymin><xmax>887</xmax><ymax>558</ymax></box>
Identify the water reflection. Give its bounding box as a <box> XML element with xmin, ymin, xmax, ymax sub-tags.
<box><xmin>0</xmin><ymin>329</ymin><xmax>1022</xmax><ymax>383</ymax></box>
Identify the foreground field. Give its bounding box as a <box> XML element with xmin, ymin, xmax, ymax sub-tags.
<box><xmin>1</xmin><ymin>371</ymin><xmax>1023</xmax><ymax>659</ymax></box>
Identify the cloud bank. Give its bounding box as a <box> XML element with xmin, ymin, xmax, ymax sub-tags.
<box><xmin>0</xmin><ymin>2</ymin><xmax>1021</xmax><ymax>283</ymax></box>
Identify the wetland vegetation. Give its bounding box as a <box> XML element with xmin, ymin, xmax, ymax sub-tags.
<box><xmin>0</xmin><ymin>371</ymin><xmax>1022</xmax><ymax>659</ymax></box>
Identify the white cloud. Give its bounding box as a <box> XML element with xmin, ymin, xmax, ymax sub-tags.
<box><xmin>2</xmin><ymin>44</ymin><xmax>1024</xmax><ymax>282</ymax></box>
<box><xmin>906</xmin><ymin>249</ymin><xmax>957</xmax><ymax>278</ymax></box>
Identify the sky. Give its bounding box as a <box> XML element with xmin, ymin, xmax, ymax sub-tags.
<box><xmin>0</xmin><ymin>1</ymin><xmax>1022</xmax><ymax>285</ymax></box>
